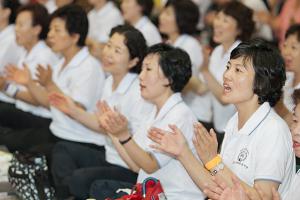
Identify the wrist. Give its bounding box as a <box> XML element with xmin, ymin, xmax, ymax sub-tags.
<box><xmin>118</xmin><ymin>130</ymin><xmax>131</xmax><ymax>141</ymax></box>
<box><xmin>204</xmin><ymin>154</ymin><xmax>221</xmax><ymax>171</ymax></box>
<box><xmin>119</xmin><ymin>135</ymin><xmax>132</xmax><ymax>145</ymax></box>
<box><xmin>45</xmin><ymin>81</ymin><xmax>55</xmax><ymax>91</ymax></box>
<box><xmin>177</xmin><ymin>143</ymin><xmax>191</xmax><ymax>160</ymax></box>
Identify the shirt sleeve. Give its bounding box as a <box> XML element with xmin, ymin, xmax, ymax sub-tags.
<box><xmin>254</xmin><ymin>119</ymin><xmax>293</xmax><ymax>183</ymax></box>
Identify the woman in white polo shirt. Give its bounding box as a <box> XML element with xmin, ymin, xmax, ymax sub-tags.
<box><xmin>120</xmin><ymin>0</ymin><xmax>162</xmax><ymax>46</ymax></box>
<box><xmin>158</xmin><ymin>0</ymin><xmax>214</xmax><ymax>131</ymax></box>
<box><xmin>0</xmin><ymin>0</ymin><xmax>24</xmax><ymax>104</ymax></box>
<box><xmin>278</xmin><ymin>25</ymin><xmax>300</xmax><ymax>126</ymax></box>
<box><xmin>100</xmin><ymin>43</ymin><xmax>206</xmax><ymax>200</ymax></box>
<box><xmin>0</xmin><ymin>3</ymin><xmax>59</xmax><ymax>152</ymax></box>
<box><xmin>148</xmin><ymin>39</ymin><xmax>295</xmax><ymax>199</ymax></box>
<box><xmin>201</xmin><ymin>1</ymin><xmax>255</xmax><ymax>142</ymax></box>
<box><xmin>48</xmin><ymin>25</ymin><xmax>154</xmax><ymax>199</ymax></box>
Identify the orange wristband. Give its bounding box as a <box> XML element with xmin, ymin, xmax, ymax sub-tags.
<box><xmin>205</xmin><ymin>155</ymin><xmax>222</xmax><ymax>171</ymax></box>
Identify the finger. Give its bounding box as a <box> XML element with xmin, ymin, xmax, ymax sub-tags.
<box><xmin>205</xmin><ymin>180</ymin><xmax>224</xmax><ymax>195</ymax></box>
<box><xmin>102</xmin><ymin>100</ymin><xmax>113</xmax><ymax>112</ymax></box>
<box><xmin>210</xmin><ymin>128</ymin><xmax>218</xmax><ymax>144</ymax></box>
<box><xmin>168</xmin><ymin>124</ymin><xmax>183</xmax><ymax>136</ymax></box>
<box><xmin>148</xmin><ymin>130</ymin><xmax>163</xmax><ymax>144</ymax></box>
<box><xmin>203</xmin><ymin>188</ymin><xmax>221</xmax><ymax>200</ymax></box>
<box><xmin>213</xmin><ymin>176</ymin><xmax>228</xmax><ymax>191</ymax></box>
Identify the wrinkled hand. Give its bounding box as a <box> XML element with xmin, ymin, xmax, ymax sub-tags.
<box><xmin>100</xmin><ymin>109</ymin><xmax>129</xmax><ymax>139</ymax></box>
<box><xmin>95</xmin><ymin>100</ymin><xmax>114</xmax><ymax>130</ymax></box>
<box><xmin>193</xmin><ymin>122</ymin><xmax>218</xmax><ymax>164</ymax></box>
<box><xmin>36</xmin><ymin>64</ymin><xmax>53</xmax><ymax>87</ymax></box>
<box><xmin>204</xmin><ymin>175</ymin><xmax>249</xmax><ymax>200</ymax></box>
<box><xmin>5</xmin><ymin>63</ymin><xmax>32</xmax><ymax>85</ymax></box>
<box><xmin>148</xmin><ymin>124</ymin><xmax>189</xmax><ymax>158</ymax></box>
<box><xmin>48</xmin><ymin>92</ymin><xmax>76</xmax><ymax>116</ymax></box>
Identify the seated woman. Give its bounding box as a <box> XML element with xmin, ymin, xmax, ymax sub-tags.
<box><xmin>204</xmin><ymin>88</ymin><xmax>300</xmax><ymax>200</ymax></box>
<box><xmin>100</xmin><ymin>43</ymin><xmax>206</xmax><ymax>199</ymax></box>
<box><xmin>49</xmin><ymin>25</ymin><xmax>154</xmax><ymax>199</ymax></box>
<box><xmin>0</xmin><ymin>3</ymin><xmax>59</xmax><ymax>152</ymax></box>
<box><xmin>147</xmin><ymin>39</ymin><xmax>295</xmax><ymax>199</ymax></box>
<box><xmin>121</xmin><ymin>0</ymin><xmax>162</xmax><ymax>46</ymax></box>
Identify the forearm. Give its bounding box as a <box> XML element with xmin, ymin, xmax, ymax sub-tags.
<box><xmin>26</xmin><ymin>80</ymin><xmax>50</xmax><ymax>108</ymax></box>
<box><xmin>202</xmin><ymin>70</ymin><xmax>227</xmax><ymax>105</ymax></box>
<box><xmin>121</xmin><ymin>131</ymin><xmax>159</xmax><ymax>173</ymax></box>
<box><xmin>69</xmin><ymin>107</ymin><xmax>106</xmax><ymax>133</ymax></box>
<box><xmin>178</xmin><ymin>146</ymin><xmax>216</xmax><ymax>189</ymax></box>
<box><xmin>15</xmin><ymin>90</ymin><xmax>39</xmax><ymax>106</ymax></box>
<box><xmin>110</xmin><ymin>135</ymin><xmax>140</xmax><ymax>173</ymax></box>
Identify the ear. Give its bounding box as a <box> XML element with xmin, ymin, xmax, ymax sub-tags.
<box><xmin>33</xmin><ymin>25</ymin><xmax>42</xmax><ymax>38</ymax></box>
<box><xmin>128</xmin><ymin>57</ymin><xmax>139</xmax><ymax>69</ymax></box>
<box><xmin>71</xmin><ymin>33</ymin><xmax>80</xmax><ymax>46</ymax></box>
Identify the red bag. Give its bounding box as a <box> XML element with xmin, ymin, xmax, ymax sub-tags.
<box><xmin>106</xmin><ymin>177</ymin><xmax>167</xmax><ymax>200</ymax></box>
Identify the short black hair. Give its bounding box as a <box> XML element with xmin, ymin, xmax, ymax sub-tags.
<box><xmin>50</xmin><ymin>4</ymin><xmax>88</xmax><ymax>47</ymax></box>
<box><xmin>110</xmin><ymin>25</ymin><xmax>147</xmax><ymax>74</ymax></box>
<box><xmin>146</xmin><ymin>43</ymin><xmax>192</xmax><ymax>93</ymax></box>
<box><xmin>17</xmin><ymin>3</ymin><xmax>49</xmax><ymax>40</ymax></box>
<box><xmin>136</xmin><ymin>0</ymin><xmax>153</xmax><ymax>17</ymax></box>
<box><xmin>220</xmin><ymin>1</ymin><xmax>255</xmax><ymax>41</ymax></box>
<box><xmin>165</xmin><ymin>0</ymin><xmax>199</xmax><ymax>35</ymax></box>
<box><xmin>230</xmin><ymin>39</ymin><xmax>286</xmax><ymax>107</ymax></box>
<box><xmin>285</xmin><ymin>24</ymin><xmax>300</xmax><ymax>41</ymax></box>
<box><xmin>1</xmin><ymin>0</ymin><xmax>20</xmax><ymax>24</ymax></box>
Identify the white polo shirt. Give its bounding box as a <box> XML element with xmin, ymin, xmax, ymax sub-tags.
<box><xmin>50</xmin><ymin>47</ymin><xmax>106</xmax><ymax>145</ymax></box>
<box><xmin>283</xmin><ymin>170</ymin><xmax>300</xmax><ymax>200</ymax></box>
<box><xmin>15</xmin><ymin>41</ymin><xmax>59</xmax><ymax>118</ymax></box>
<box><xmin>88</xmin><ymin>2</ymin><xmax>124</xmax><ymax>43</ymax></box>
<box><xmin>209</xmin><ymin>41</ymin><xmax>240</xmax><ymax>132</ymax></box>
<box><xmin>103</xmin><ymin>73</ymin><xmax>155</xmax><ymax>168</ymax></box>
<box><xmin>283</xmin><ymin>72</ymin><xmax>300</xmax><ymax>112</ymax></box>
<box><xmin>134</xmin><ymin>16</ymin><xmax>162</xmax><ymax>46</ymax></box>
<box><xmin>173</xmin><ymin>34</ymin><xmax>212</xmax><ymax>123</ymax></box>
<box><xmin>0</xmin><ymin>25</ymin><xmax>25</xmax><ymax>104</ymax></box>
<box><xmin>221</xmin><ymin>102</ymin><xmax>295</xmax><ymax>196</ymax></box>
<box><xmin>136</xmin><ymin>93</ymin><xmax>206</xmax><ymax>200</ymax></box>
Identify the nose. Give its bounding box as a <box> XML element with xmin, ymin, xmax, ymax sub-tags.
<box><xmin>139</xmin><ymin>69</ymin><xmax>145</xmax><ymax>82</ymax></box>
<box><xmin>223</xmin><ymin>67</ymin><xmax>232</xmax><ymax>82</ymax></box>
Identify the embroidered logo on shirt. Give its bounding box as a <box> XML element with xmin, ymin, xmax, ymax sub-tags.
<box><xmin>233</xmin><ymin>148</ymin><xmax>249</xmax><ymax>169</ymax></box>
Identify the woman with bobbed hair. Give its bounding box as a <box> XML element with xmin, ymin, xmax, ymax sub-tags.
<box><xmin>148</xmin><ymin>39</ymin><xmax>295</xmax><ymax>200</ymax></box>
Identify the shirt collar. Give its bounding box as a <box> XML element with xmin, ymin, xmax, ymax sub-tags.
<box><xmin>114</xmin><ymin>73</ymin><xmax>138</xmax><ymax>94</ymax></box>
<box><xmin>238</xmin><ymin>102</ymin><xmax>272</xmax><ymax>136</ymax></box>
<box><xmin>25</xmin><ymin>41</ymin><xmax>47</xmax><ymax>61</ymax></box>
<box><xmin>62</xmin><ymin>47</ymin><xmax>90</xmax><ymax>70</ymax></box>
<box><xmin>134</xmin><ymin>16</ymin><xmax>148</xmax><ymax>30</ymax></box>
<box><xmin>95</xmin><ymin>1</ymin><xmax>114</xmax><ymax>17</ymax></box>
<box><xmin>221</xmin><ymin>40</ymin><xmax>241</xmax><ymax>58</ymax></box>
<box><xmin>154</xmin><ymin>93</ymin><xmax>183</xmax><ymax>122</ymax></box>
<box><xmin>173</xmin><ymin>34</ymin><xmax>189</xmax><ymax>48</ymax></box>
